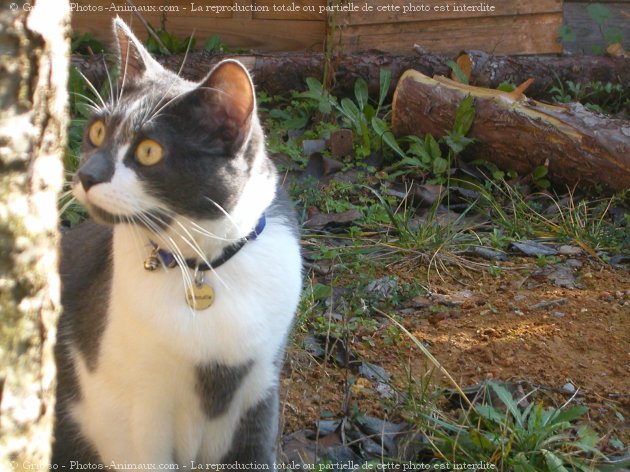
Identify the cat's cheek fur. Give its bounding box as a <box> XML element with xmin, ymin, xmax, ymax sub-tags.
<box><xmin>74</xmin><ymin>145</ymin><xmax>162</xmax><ymax>219</ymax></box>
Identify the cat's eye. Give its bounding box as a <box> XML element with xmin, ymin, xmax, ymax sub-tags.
<box><xmin>135</xmin><ymin>139</ymin><xmax>163</xmax><ymax>166</ymax></box>
<box><xmin>88</xmin><ymin>120</ymin><xmax>106</xmax><ymax>147</ymax></box>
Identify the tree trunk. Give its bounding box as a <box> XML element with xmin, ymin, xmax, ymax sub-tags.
<box><xmin>391</xmin><ymin>70</ymin><xmax>630</xmax><ymax>191</ymax></box>
<box><xmin>0</xmin><ymin>0</ymin><xmax>69</xmax><ymax>467</ymax></box>
<box><xmin>72</xmin><ymin>49</ymin><xmax>630</xmax><ymax>100</ymax></box>
<box><xmin>71</xmin><ymin>50</ymin><xmax>451</xmax><ymax>98</ymax></box>
<box><xmin>452</xmin><ymin>49</ymin><xmax>630</xmax><ymax>98</ymax></box>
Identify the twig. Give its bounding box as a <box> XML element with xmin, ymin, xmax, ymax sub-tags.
<box><xmin>125</xmin><ymin>0</ymin><xmax>169</xmax><ymax>55</ymax></box>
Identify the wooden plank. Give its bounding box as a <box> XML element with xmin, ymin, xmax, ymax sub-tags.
<box><xmin>337</xmin><ymin>13</ymin><xmax>563</xmax><ymax>55</ymax></box>
<box><xmin>71</xmin><ymin>0</ymin><xmax>326</xmax><ymax>51</ymax></box>
<box><xmin>337</xmin><ymin>0</ymin><xmax>562</xmax><ymax>25</ymax></box>
<box><xmin>253</xmin><ymin>0</ymin><xmax>326</xmax><ymax>20</ymax></box>
<box><xmin>563</xmin><ymin>2</ymin><xmax>630</xmax><ymax>54</ymax></box>
<box><xmin>73</xmin><ymin>12</ymin><xmax>326</xmax><ymax>52</ymax></box>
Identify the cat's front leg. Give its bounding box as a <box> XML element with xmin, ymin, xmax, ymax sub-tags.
<box><xmin>220</xmin><ymin>390</ymin><xmax>280</xmax><ymax>470</ymax></box>
<box><xmin>123</xmin><ymin>397</ymin><xmax>177</xmax><ymax>467</ymax></box>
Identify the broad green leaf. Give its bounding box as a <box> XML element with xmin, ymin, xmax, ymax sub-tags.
<box><xmin>609</xmin><ymin>436</ymin><xmax>624</xmax><ymax>450</ymax></box>
<box><xmin>534</xmin><ymin>178</ymin><xmax>551</xmax><ymax>190</ymax></box>
<box><xmin>470</xmin><ymin>429</ymin><xmax>497</xmax><ymax>451</ymax></box>
<box><xmin>454</xmin><ymin>95</ymin><xmax>475</xmax><ymax>135</ymax></box>
<box><xmin>576</xmin><ymin>424</ymin><xmax>598</xmax><ymax>448</ymax></box>
<box><xmin>433</xmin><ymin>157</ymin><xmax>449</xmax><ymax>175</ymax></box>
<box><xmin>378</xmin><ymin>68</ymin><xmax>391</xmax><ymax>111</ymax></box>
<box><xmin>354</xmin><ymin>78</ymin><xmax>368</xmax><ymax>112</ymax></box>
<box><xmin>339</xmin><ymin>98</ymin><xmax>362</xmax><ymax>131</ymax></box>
<box><xmin>547</xmin><ymin>405</ymin><xmax>588</xmax><ymax>427</ymax></box>
<box><xmin>445</xmin><ymin>132</ymin><xmax>474</xmax><ymax>155</ymax></box>
<box><xmin>363</xmin><ymin>104</ymin><xmax>376</xmax><ymax>121</ymax></box>
<box><xmin>604</xmin><ymin>27</ymin><xmax>623</xmax><ymax>45</ymax></box>
<box><xmin>309</xmin><ymin>283</ymin><xmax>332</xmax><ymax>301</ymax></box>
<box><xmin>489</xmin><ymin>383</ymin><xmax>523</xmax><ymax>427</ymax></box>
<box><xmin>497</xmin><ymin>81</ymin><xmax>516</xmax><ymax>92</ymax></box>
<box><xmin>372</xmin><ymin>117</ymin><xmax>406</xmax><ymax>159</ymax></box>
<box><xmin>306</xmin><ymin>77</ymin><xmax>324</xmax><ymax>95</ymax></box>
<box><xmin>408</xmin><ymin>141</ymin><xmax>431</xmax><ymax>165</ymax></box>
<box><xmin>203</xmin><ymin>34</ymin><xmax>222</xmax><ymax>52</ymax></box>
<box><xmin>587</xmin><ymin>3</ymin><xmax>609</xmax><ymax>25</ymax></box>
<box><xmin>532</xmin><ymin>165</ymin><xmax>549</xmax><ymax>180</ymax></box>
<box><xmin>425</xmin><ymin>134</ymin><xmax>442</xmax><ymax>159</ymax></box>
<box><xmin>419</xmin><ymin>413</ymin><xmax>466</xmax><ymax>433</ymax></box>
<box><xmin>558</xmin><ymin>25</ymin><xmax>576</xmax><ymax>43</ymax></box>
<box><xmin>512</xmin><ymin>454</ymin><xmax>539</xmax><ymax>472</ymax></box>
<box><xmin>475</xmin><ymin>404</ymin><xmax>504</xmax><ymax>423</ymax></box>
<box><xmin>318</xmin><ymin>96</ymin><xmax>332</xmax><ymax>114</ymax></box>
<box><xmin>542</xmin><ymin>449</ymin><xmax>569</xmax><ymax>472</ymax></box>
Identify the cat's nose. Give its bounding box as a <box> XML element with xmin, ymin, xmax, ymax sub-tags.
<box><xmin>78</xmin><ymin>154</ymin><xmax>114</xmax><ymax>191</ymax></box>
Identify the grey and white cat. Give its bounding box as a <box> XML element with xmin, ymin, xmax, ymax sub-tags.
<box><xmin>53</xmin><ymin>18</ymin><xmax>302</xmax><ymax>468</ymax></box>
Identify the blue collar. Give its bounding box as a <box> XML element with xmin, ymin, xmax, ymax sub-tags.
<box><xmin>147</xmin><ymin>213</ymin><xmax>266</xmax><ymax>272</ymax></box>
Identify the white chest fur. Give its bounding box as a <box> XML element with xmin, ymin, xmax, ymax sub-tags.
<box><xmin>70</xmin><ymin>213</ymin><xmax>302</xmax><ymax>465</ymax></box>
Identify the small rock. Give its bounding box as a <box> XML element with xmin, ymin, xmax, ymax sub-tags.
<box><xmin>365</xmin><ymin>276</ymin><xmax>398</xmax><ymax>298</ymax></box>
<box><xmin>302</xmin><ymin>139</ymin><xmax>327</xmax><ymax>156</ymax></box>
<box><xmin>511</xmin><ymin>240</ymin><xmax>558</xmax><ymax>257</ymax></box>
<box><xmin>410</xmin><ymin>296</ymin><xmax>431</xmax><ymax>308</ymax></box>
<box><xmin>304</xmin><ymin>209</ymin><xmax>362</xmax><ymax>230</ymax></box>
<box><xmin>530</xmin><ymin>298</ymin><xmax>567</xmax><ymax>310</ymax></box>
<box><xmin>359</xmin><ymin>362</ymin><xmax>391</xmax><ymax>382</ymax></box>
<box><xmin>562</xmin><ymin>382</ymin><xmax>576</xmax><ymax>394</ymax></box>
<box><xmin>558</xmin><ymin>245</ymin><xmax>583</xmax><ymax>256</ymax></box>
<box><xmin>375</xmin><ymin>382</ymin><xmax>395</xmax><ymax>399</ymax></box>
<box><xmin>552</xmin><ymin>311</ymin><xmax>566</xmax><ymax>318</ymax></box>
<box><xmin>472</xmin><ymin>246</ymin><xmax>507</xmax><ymax>261</ymax></box>
<box><xmin>611</xmin><ymin>255</ymin><xmax>630</xmax><ymax>265</ymax></box>
<box><xmin>565</xmin><ymin>258</ymin><xmax>583</xmax><ymax>268</ymax></box>
<box><xmin>318</xmin><ymin>420</ymin><xmax>341</xmax><ymax>436</ymax></box>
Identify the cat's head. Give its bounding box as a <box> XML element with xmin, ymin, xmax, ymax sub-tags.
<box><xmin>73</xmin><ymin>18</ymin><xmax>274</xmax><ymax>238</ymax></box>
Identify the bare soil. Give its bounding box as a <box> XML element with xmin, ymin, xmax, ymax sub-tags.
<box><xmin>281</xmin><ymin>257</ymin><xmax>630</xmax><ymax>447</ymax></box>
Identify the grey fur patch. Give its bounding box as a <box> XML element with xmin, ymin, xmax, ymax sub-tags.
<box><xmin>53</xmin><ymin>220</ymin><xmax>112</xmax><ymax>464</ymax></box>
<box><xmin>267</xmin><ymin>188</ymin><xmax>300</xmax><ymax>241</ymax></box>
<box><xmin>195</xmin><ymin>362</ymin><xmax>253</xmax><ymax>419</ymax></box>
<box><xmin>58</xmin><ymin>221</ymin><xmax>112</xmax><ymax>371</ymax></box>
<box><xmin>220</xmin><ymin>390</ymin><xmax>279</xmax><ymax>466</ymax></box>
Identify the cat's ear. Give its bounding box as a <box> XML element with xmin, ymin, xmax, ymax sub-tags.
<box><xmin>199</xmin><ymin>60</ymin><xmax>255</xmax><ymax>137</ymax></box>
<box><xmin>112</xmin><ymin>17</ymin><xmax>161</xmax><ymax>81</ymax></box>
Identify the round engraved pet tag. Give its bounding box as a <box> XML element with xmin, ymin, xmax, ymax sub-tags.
<box><xmin>186</xmin><ymin>283</ymin><xmax>215</xmax><ymax>310</ymax></box>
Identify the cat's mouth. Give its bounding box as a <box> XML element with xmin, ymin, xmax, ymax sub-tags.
<box><xmin>80</xmin><ymin>199</ymin><xmax>171</xmax><ymax>232</ymax></box>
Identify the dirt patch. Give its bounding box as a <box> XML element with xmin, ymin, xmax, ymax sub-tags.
<box><xmin>281</xmin><ymin>258</ymin><xmax>630</xmax><ymax>446</ymax></box>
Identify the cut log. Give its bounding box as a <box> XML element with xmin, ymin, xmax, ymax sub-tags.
<box><xmin>391</xmin><ymin>69</ymin><xmax>630</xmax><ymax>191</ymax></box>
<box><xmin>451</xmin><ymin>50</ymin><xmax>630</xmax><ymax>97</ymax></box>
<box><xmin>72</xmin><ymin>50</ymin><xmax>630</xmax><ymax>100</ymax></box>
<box><xmin>71</xmin><ymin>50</ymin><xmax>450</xmax><ymax>98</ymax></box>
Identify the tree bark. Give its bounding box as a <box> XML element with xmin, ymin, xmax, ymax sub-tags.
<box><xmin>0</xmin><ymin>0</ymin><xmax>69</xmax><ymax>467</ymax></box>
<box><xmin>72</xmin><ymin>49</ymin><xmax>630</xmax><ymax>100</ymax></box>
<box><xmin>391</xmin><ymin>70</ymin><xmax>630</xmax><ymax>191</ymax></box>
<box><xmin>452</xmin><ymin>49</ymin><xmax>630</xmax><ymax>98</ymax></box>
<box><xmin>71</xmin><ymin>50</ymin><xmax>451</xmax><ymax>98</ymax></box>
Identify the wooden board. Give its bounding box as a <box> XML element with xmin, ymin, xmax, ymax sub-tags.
<box><xmin>337</xmin><ymin>0</ymin><xmax>562</xmax><ymax>25</ymax></box>
<box><xmin>71</xmin><ymin>0</ymin><xmax>564</xmax><ymax>54</ymax></box>
<box><xmin>563</xmin><ymin>1</ymin><xmax>630</xmax><ymax>54</ymax></box>
<box><xmin>71</xmin><ymin>0</ymin><xmax>326</xmax><ymax>52</ymax></box>
<box><xmin>337</xmin><ymin>13</ymin><xmax>563</xmax><ymax>55</ymax></box>
<box><xmin>253</xmin><ymin>0</ymin><xmax>325</xmax><ymax>20</ymax></box>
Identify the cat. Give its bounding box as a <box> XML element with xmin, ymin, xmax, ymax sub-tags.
<box><xmin>52</xmin><ymin>18</ymin><xmax>302</xmax><ymax>468</ymax></box>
